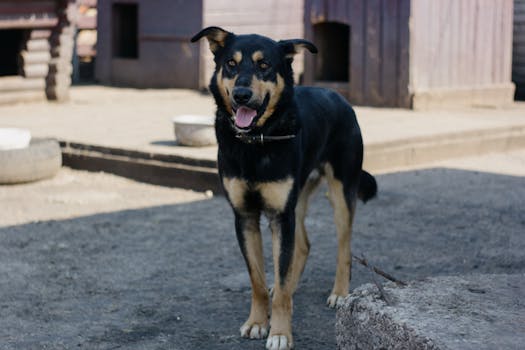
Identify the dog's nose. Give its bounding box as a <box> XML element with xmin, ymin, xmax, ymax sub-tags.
<box><xmin>232</xmin><ymin>87</ymin><xmax>252</xmax><ymax>105</ymax></box>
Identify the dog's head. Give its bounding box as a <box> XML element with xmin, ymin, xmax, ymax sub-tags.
<box><xmin>191</xmin><ymin>27</ymin><xmax>317</xmax><ymax>132</ymax></box>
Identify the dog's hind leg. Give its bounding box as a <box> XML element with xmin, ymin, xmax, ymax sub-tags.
<box><xmin>288</xmin><ymin>170</ymin><xmax>322</xmax><ymax>294</ymax></box>
<box><xmin>324</xmin><ymin>164</ymin><xmax>357</xmax><ymax>308</ymax></box>
<box><xmin>235</xmin><ymin>213</ymin><xmax>270</xmax><ymax>339</ymax></box>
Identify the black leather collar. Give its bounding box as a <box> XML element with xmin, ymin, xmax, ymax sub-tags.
<box><xmin>235</xmin><ymin>133</ymin><xmax>296</xmax><ymax>145</ymax></box>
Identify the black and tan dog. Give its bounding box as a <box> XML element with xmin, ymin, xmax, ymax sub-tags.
<box><xmin>191</xmin><ymin>27</ymin><xmax>377</xmax><ymax>350</ymax></box>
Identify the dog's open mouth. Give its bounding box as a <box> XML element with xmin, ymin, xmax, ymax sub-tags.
<box><xmin>234</xmin><ymin>106</ymin><xmax>257</xmax><ymax>129</ymax></box>
<box><xmin>232</xmin><ymin>94</ymin><xmax>270</xmax><ymax>131</ymax></box>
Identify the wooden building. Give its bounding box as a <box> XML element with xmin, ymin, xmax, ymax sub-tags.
<box><xmin>514</xmin><ymin>0</ymin><xmax>525</xmax><ymax>99</ymax></box>
<box><xmin>0</xmin><ymin>0</ymin><xmax>76</xmax><ymax>104</ymax></box>
<box><xmin>304</xmin><ymin>0</ymin><xmax>515</xmax><ymax>109</ymax></box>
<box><xmin>73</xmin><ymin>0</ymin><xmax>97</xmax><ymax>82</ymax></box>
<box><xmin>95</xmin><ymin>0</ymin><xmax>303</xmax><ymax>89</ymax></box>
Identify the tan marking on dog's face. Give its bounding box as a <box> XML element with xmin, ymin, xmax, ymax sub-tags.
<box><xmin>222</xmin><ymin>177</ymin><xmax>248</xmax><ymax>210</ymax></box>
<box><xmin>216</xmin><ymin>68</ymin><xmax>236</xmax><ymax>115</ymax></box>
<box><xmin>251</xmin><ymin>50</ymin><xmax>264</xmax><ymax>62</ymax></box>
<box><xmin>254</xmin><ymin>74</ymin><xmax>285</xmax><ymax>127</ymax></box>
<box><xmin>256</xmin><ymin>177</ymin><xmax>293</xmax><ymax>212</ymax></box>
<box><xmin>233</xmin><ymin>51</ymin><xmax>243</xmax><ymax>64</ymax></box>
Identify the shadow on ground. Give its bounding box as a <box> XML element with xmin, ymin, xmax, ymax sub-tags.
<box><xmin>0</xmin><ymin>168</ymin><xmax>524</xmax><ymax>350</ymax></box>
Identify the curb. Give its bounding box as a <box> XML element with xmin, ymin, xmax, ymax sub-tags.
<box><xmin>60</xmin><ymin>125</ymin><xmax>525</xmax><ymax>191</ymax></box>
<box><xmin>60</xmin><ymin>142</ymin><xmax>221</xmax><ymax>193</ymax></box>
<box><xmin>364</xmin><ymin>124</ymin><xmax>525</xmax><ymax>172</ymax></box>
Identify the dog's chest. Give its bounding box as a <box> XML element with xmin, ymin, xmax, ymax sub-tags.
<box><xmin>222</xmin><ymin>176</ymin><xmax>294</xmax><ymax>213</ymax></box>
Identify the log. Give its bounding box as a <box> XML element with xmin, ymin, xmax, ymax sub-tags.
<box><xmin>26</xmin><ymin>39</ymin><xmax>50</xmax><ymax>52</ymax></box>
<box><xmin>30</xmin><ymin>29</ymin><xmax>52</xmax><ymax>40</ymax></box>
<box><xmin>20</xmin><ymin>51</ymin><xmax>51</xmax><ymax>65</ymax></box>
<box><xmin>48</xmin><ymin>59</ymin><xmax>73</xmax><ymax>75</ymax></box>
<box><xmin>0</xmin><ymin>90</ymin><xmax>46</xmax><ymax>105</ymax></box>
<box><xmin>50</xmin><ymin>33</ymin><xmax>75</xmax><ymax>46</ymax></box>
<box><xmin>0</xmin><ymin>13</ymin><xmax>57</xmax><ymax>29</ymax></box>
<box><xmin>46</xmin><ymin>84</ymin><xmax>70</xmax><ymax>102</ymax></box>
<box><xmin>51</xmin><ymin>42</ymin><xmax>75</xmax><ymax>59</ymax></box>
<box><xmin>46</xmin><ymin>73</ymin><xmax>72</xmax><ymax>87</ymax></box>
<box><xmin>76</xmin><ymin>44</ymin><xmax>96</xmax><ymax>57</ymax></box>
<box><xmin>22</xmin><ymin>64</ymin><xmax>49</xmax><ymax>78</ymax></box>
<box><xmin>0</xmin><ymin>77</ymin><xmax>45</xmax><ymax>92</ymax></box>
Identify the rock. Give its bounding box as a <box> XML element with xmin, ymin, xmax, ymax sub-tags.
<box><xmin>336</xmin><ymin>274</ymin><xmax>525</xmax><ymax>350</ymax></box>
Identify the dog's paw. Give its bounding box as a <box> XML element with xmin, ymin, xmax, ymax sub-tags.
<box><xmin>240</xmin><ymin>321</ymin><xmax>269</xmax><ymax>339</ymax></box>
<box><xmin>266</xmin><ymin>334</ymin><xmax>293</xmax><ymax>350</ymax></box>
<box><xmin>326</xmin><ymin>293</ymin><xmax>346</xmax><ymax>308</ymax></box>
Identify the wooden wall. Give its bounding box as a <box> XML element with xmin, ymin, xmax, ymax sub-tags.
<box><xmin>410</xmin><ymin>0</ymin><xmax>515</xmax><ymax>108</ymax></box>
<box><xmin>303</xmin><ymin>0</ymin><xmax>411</xmax><ymax>107</ymax></box>
<box><xmin>201</xmin><ymin>0</ymin><xmax>304</xmax><ymax>88</ymax></box>
<box><xmin>514</xmin><ymin>0</ymin><xmax>525</xmax><ymax>98</ymax></box>
<box><xmin>0</xmin><ymin>0</ymin><xmax>75</xmax><ymax>104</ymax></box>
<box><xmin>96</xmin><ymin>0</ymin><xmax>202</xmax><ymax>89</ymax></box>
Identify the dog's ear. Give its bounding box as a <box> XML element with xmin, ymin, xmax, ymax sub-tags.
<box><xmin>278</xmin><ymin>39</ymin><xmax>318</xmax><ymax>60</ymax></box>
<box><xmin>191</xmin><ymin>26</ymin><xmax>233</xmax><ymax>54</ymax></box>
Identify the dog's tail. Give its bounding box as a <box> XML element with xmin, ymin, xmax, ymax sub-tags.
<box><xmin>358</xmin><ymin>170</ymin><xmax>377</xmax><ymax>203</ymax></box>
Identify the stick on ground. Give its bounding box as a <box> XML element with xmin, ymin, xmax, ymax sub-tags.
<box><xmin>352</xmin><ymin>254</ymin><xmax>408</xmax><ymax>286</ymax></box>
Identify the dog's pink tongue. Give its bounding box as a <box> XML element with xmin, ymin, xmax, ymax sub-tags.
<box><xmin>235</xmin><ymin>107</ymin><xmax>257</xmax><ymax>128</ymax></box>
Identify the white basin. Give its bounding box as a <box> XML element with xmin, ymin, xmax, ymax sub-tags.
<box><xmin>172</xmin><ymin>115</ymin><xmax>216</xmax><ymax>147</ymax></box>
<box><xmin>0</xmin><ymin>128</ymin><xmax>32</xmax><ymax>150</ymax></box>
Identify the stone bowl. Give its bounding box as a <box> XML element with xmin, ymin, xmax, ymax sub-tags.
<box><xmin>0</xmin><ymin>128</ymin><xmax>31</xmax><ymax>150</ymax></box>
<box><xmin>172</xmin><ymin>115</ymin><xmax>216</xmax><ymax>147</ymax></box>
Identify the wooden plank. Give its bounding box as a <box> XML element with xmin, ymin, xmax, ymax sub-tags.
<box><xmin>22</xmin><ymin>63</ymin><xmax>49</xmax><ymax>78</ymax></box>
<box><xmin>26</xmin><ymin>38</ymin><xmax>50</xmax><ymax>51</ymax></box>
<box><xmin>30</xmin><ymin>29</ymin><xmax>52</xmax><ymax>39</ymax></box>
<box><xmin>20</xmin><ymin>50</ymin><xmax>51</xmax><ymax>65</ymax></box>
<box><xmin>0</xmin><ymin>1</ymin><xmax>56</xmax><ymax>15</ymax></box>
<box><xmin>0</xmin><ymin>14</ymin><xmax>58</xmax><ymax>29</ymax></box>
<box><xmin>0</xmin><ymin>90</ymin><xmax>46</xmax><ymax>105</ymax></box>
<box><xmin>76</xmin><ymin>44</ymin><xmax>96</xmax><ymax>57</ymax></box>
<box><xmin>365</xmin><ymin>0</ymin><xmax>382</xmax><ymax>105</ymax></box>
<box><xmin>450</xmin><ymin>0</ymin><xmax>460</xmax><ymax>87</ymax></box>
<box><xmin>77</xmin><ymin>14</ymin><xmax>97</xmax><ymax>30</ymax></box>
<box><xmin>46</xmin><ymin>73</ymin><xmax>72</xmax><ymax>86</ymax></box>
<box><xmin>79</xmin><ymin>0</ymin><xmax>97</xmax><ymax>7</ymax></box>
<box><xmin>380</xmin><ymin>0</ymin><xmax>399</xmax><ymax>106</ymax></box>
<box><xmin>397</xmin><ymin>0</ymin><xmax>410</xmax><ymax>107</ymax></box>
<box><xmin>503</xmin><ymin>0</ymin><xmax>514</xmax><ymax>82</ymax></box>
<box><xmin>349</xmin><ymin>0</ymin><xmax>365</xmax><ymax>104</ymax></box>
<box><xmin>0</xmin><ymin>76</ymin><xmax>45</xmax><ymax>92</ymax></box>
<box><xmin>493</xmin><ymin>1</ymin><xmax>502</xmax><ymax>83</ymax></box>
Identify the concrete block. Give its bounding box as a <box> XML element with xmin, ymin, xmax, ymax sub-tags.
<box><xmin>336</xmin><ymin>274</ymin><xmax>524</xmax><ymax>350</ymax></box>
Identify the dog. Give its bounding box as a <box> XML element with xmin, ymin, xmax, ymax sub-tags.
<box><xmin>191</xmin><ymin>27</ymin><xmax>377</xmax><ymax>350</ymax></box>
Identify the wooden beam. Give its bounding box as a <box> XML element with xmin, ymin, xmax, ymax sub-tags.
<box><xmin>0</xmin><ymin>13</ymin><xmax>58</xmax><ymax>29</ymax></box>
<box><xmin>0</xmin><ymin>76</ymin><xmax>45</xmax><ymax>92</ymax></box>
<box><xmin>20</xmin><ymin>50</ymin><xmax>51</xmax><ymax>65</ymax></box>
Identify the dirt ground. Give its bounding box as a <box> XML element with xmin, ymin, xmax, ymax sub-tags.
<box><xmin>0</xmin><ymin>150</ymin><xmax>524</xmax><ymax>349</ymax></box>
<box><xmin>2</xmin><ymin>149</ymin><xmax>525</xmax><ymax>228</ymax></box>
<box><xmin>0</xmin><ymin>168</ymin><xmax>208</xmax><ymax>227</ymax></box>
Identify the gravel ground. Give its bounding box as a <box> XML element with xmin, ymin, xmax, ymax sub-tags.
<box><xmin>0</xmin><ymin>155</ymin><xmax>524</xmax><ymax>349</ymax></box>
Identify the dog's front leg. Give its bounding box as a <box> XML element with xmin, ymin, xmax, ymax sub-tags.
<box><xmin>267</xmin><ymin>211</ymin><xmax>295</xmax><ymax>350</ymax></box>
<box><xmin>235</xmin><ymin>212</ymin><xmax>270</xmax><ymax>339</ymax></box>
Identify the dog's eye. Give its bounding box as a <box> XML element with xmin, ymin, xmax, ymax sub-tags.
<box><xmin>259</xmin><ymin>61</ymin><xmax>270</xmax><ymax>70</ymax></box>
<box><xmin>227</xmin><ymin>59</ymin><xmax>237</xmax><ymax>67</ymax></box>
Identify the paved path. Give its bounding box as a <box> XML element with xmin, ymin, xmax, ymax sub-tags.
<box><xmin>0</xmin><ymin>160</ymin><xmax>524</xmax><ymax>349</ymax></box>
<box><xmin>1</xmin><ymin>86</ymin><xmax>525</xmax><ymax>162</ymax></box>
